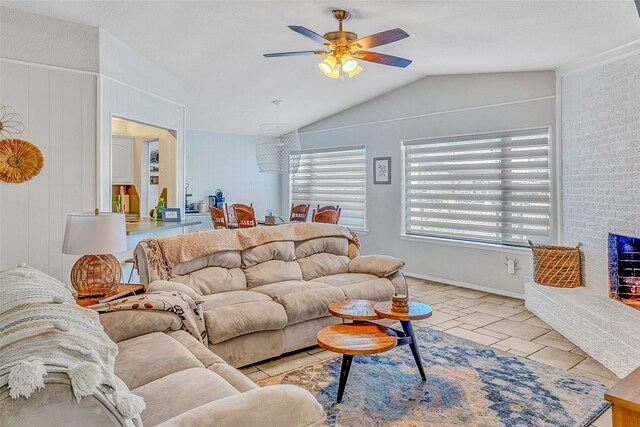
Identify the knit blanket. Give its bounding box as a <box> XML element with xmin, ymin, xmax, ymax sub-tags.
<box><xmin>138</xmin><ymin>222</ymin><xmax>360</xmax><ymax>281</ymax></box>
<box><xmin>0</xmin><ymin>264</ymin><xmax>145</xmax><ymax>424</ymax></box>
<box><xmin>91</xmin><ymin>290</ymin><xmax>207</xmax><ymax>343</ymax></box>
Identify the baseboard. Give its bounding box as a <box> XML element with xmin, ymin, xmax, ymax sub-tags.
<box><xmin>403</xmin><ymin>271</ymin><xmax>524</xmax><ymax>300</ymax></box>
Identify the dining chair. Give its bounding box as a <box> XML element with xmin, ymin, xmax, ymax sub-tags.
<box><xmin>317</xmin><ymin>204</ymin><xmax>340</xmax><ymax>214</ymax></box>
<box><xmin>311</xmin><ymin>207</ymin><xmax>341</xmax><ymax>224</ymax></box>
<box><xmin>209</xmin><ymin>206</ymin><xmax>228</xmax><ymax>229</ymax></box>
<box><xmin>224</xmin><ymin>203</ymin><xmax>246</xmax><ymax>228</ymax></box>
<box><xmin>231</xmin><ymin>203</ymin><xmax>257</xmax><ymax>228</ymax></box>
<box><xmin>289</xmin><ymin>203</ymin><xmax>310</xmax><ymax>222</ymax></box>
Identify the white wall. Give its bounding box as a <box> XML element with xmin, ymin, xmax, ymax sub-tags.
<box><xmin>296</xmin><ymin>71</ymin><xmax>556</xmax><ymax>297</ymax></box>
<box><xmin>560</xmin><ymin>47</ymin><xmax>640</xmax><ymax>295</ymax></box>
<box><xmin>98</xmin><ymin>29</ymin><xmax>185</xmax><ymax>105</ymax></box>
<box><xmin>0</xmin><ymin>60</ymin><xmax>97</xmax><ymax>282</ymax></box>
<box><xmin>0</xmin><ymin>6</ymin><xmax>99</xmax><ymax>72</ymax></box>
<box><xmin>186</xmin><ymin>130</ymin><xmax>281</xmax><ymax>219</ymax></box>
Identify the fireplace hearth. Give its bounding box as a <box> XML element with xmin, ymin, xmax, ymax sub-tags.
<box><xmin>608</xmin><ymin>233</ymin><xmax>640</xmax><ymax>310</ymax></box>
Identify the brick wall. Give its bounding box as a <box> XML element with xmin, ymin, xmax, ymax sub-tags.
<box><xmin>562</xmin><ymin>51</ymin><xmax>640</xmax><ymax>295</ymax></box>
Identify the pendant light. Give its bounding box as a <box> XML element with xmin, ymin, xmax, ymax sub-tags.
<box><xmin>256</xmin><ymin>100</ymin><xmax>301</xmax><ymax>174</ymax></box>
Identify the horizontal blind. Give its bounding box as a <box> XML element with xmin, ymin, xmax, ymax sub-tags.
<box><xmin>290</xmin><ymin>145</ymin><xmax>366</xmax><ymax>229</ymax></box>
<box><xmin>404</xmin><ymin>129</ymin><xmax>551</xmax><ymax>246</ymax></box>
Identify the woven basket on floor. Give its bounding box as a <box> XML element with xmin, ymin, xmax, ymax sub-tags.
<box><xmin>529</xmin><ymin>240</ymin><xmax>582</xmax><ymax>288</ymax></box>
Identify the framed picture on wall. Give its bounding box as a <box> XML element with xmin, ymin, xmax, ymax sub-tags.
<box><xmin>162</xmin><ymin>208</ymin><xmax>181</xmax><ymax>222</ymax></box>
<box><xmin>373</xmin><ymin>157</ymin><xmax>391</xmax><ymax>184</ymax></box>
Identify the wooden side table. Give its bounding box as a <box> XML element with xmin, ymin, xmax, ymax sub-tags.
<box><xmin>605</xmin><ymin>366</ymin><xmax>640</xmax><ymax>426</ymax></box>
<box><xmin>75</xmin><ymin>284</ymin><xmax>144</xmax><ymax>307</ymax></box>
<box><xmin>317</xmin><ymin>323</ymin><xmax>397</xmax><ymax>403</ymax></box>
<box><xmin>374</xmin><ymin>301</ymin><xmax>432</xmax><ymax>381</ymax></box>
<box><xmin>319</xmin><ymin>299</ymin><xmax>433</xmax><ymax>402</ymax></box>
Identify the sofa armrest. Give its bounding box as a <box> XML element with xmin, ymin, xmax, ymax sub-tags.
<box><xmin>146</xmin><ymin>280</ymin><xmax>203</xmax><ymax>303</ymax></box>
<box><xmin>156</xmin><ymin>384</ymin><xmax>325</xmax><ymax>427</ymax></box>
<box><xmin>349</xmin><ymin>255</ymin><xmax>405</xmax><ymax>278</ymax></box>
<box><xmin>100</xmin><ymin>310</ymin><xmax>184</xmax><ymax>343</ymax></box>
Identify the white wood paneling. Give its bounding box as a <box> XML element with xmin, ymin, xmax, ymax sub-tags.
<box><xmin>98</xmin><ymin>76</ymin><xmax>185</xmax><ymax>216</ymax></box>
<box><xmin>0</xmin><ymin>60</ymin><xmax>97</xmax><ymax>283</ymax></box>
<box><xmin>185</xmin><ymin>130</ymin><xmax>280</xmax><ymax>219</ymax></box>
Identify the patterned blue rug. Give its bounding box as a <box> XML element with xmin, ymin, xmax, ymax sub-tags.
<box><xmin>281</xmin><ymin>328</ymin><xmax>610</xmax><ymax>426</ymax></box>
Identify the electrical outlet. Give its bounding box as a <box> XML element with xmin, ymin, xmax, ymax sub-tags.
<box><xmin>504</xmin><ymin>257</ymin><xmax>520</xmax><ymax>275</ymax></box>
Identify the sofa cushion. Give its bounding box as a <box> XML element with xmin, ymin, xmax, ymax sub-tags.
<box><xmin>295</xmin><ymin>237</ymin><xmax>349</xmax><ymax>258</ymax></box>
<box><xmin>297</xmin><ymin>252</ymin><xmax>350</xmax><ymax>281</ymax></box>
<box><xmin>319</xmin><ymin>275</ymin><xmax>396</xmax><ymax>301</ymax></box>
<box><xmin>312</xmin><ymin>273</ymin><xmax>379</xmax><ymax>287</ymax></box>
<box><xmin>170</xmin><ymin>266</ymin><xmax>246</xmax><ymax>295</ymax></box>
<box><xmin>116</xmin><ymin>332</ymin><xmax>204</xmax><ymax>390</ymax></box>
<box><xmin>243</xmin><ymin>260</ymin><xmax>303</xmax><ymax>288</ymax></box>
<box><xmin>251</xmin><ymin>280</ymin><xmax>345</xmax><ymax>324</ymax></box>
<box><xmin>172</xmin><ymin>250</ymin><xmax>242</xmax><ymax>276</ymax></box>
<box><xmin>202</xmin><ymin>292</ymin><xmax>288</xmax><ymax>344</ymax></box>
<box><xmin>241</xmin><ymin>241</ymin><xmax>296</xmax><ymax>268</ymax></box>
<box><xmin>134</xmin><ymin>367</ymin><xmax>240</xmax><ymax>426</ymax></box>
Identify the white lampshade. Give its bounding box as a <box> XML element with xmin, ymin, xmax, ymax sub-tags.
<box><xmin>62</xmin><ymin>212</ymin><xmax>127</xmax><ymax>255</ymax></box>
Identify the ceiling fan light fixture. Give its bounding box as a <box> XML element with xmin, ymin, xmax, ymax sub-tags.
<box><xmin>347</xmin><ymin>64</ymin><xmax>363</xmax><ymax>78</ymax></box>
<box><xmin>341</xmin><ymin>54</ymin><xmax>358</xmax><ymax>73</ymax></box>
<box><xmin>319</xmin><ymin>55</ymin><xmax>338</xmax><ymax>75</ymax></box>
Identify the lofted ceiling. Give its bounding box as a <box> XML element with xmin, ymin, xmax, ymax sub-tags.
<box><xmin>2</xmin><ymin>1</ymin><xmax>639</xmax><ymax>134</ymax></box>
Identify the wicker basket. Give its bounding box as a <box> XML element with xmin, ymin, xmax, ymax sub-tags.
<box><xmin>529</xmin><ymin>240</ymin><xmax>582</xmax><ymax>288</ymax></box>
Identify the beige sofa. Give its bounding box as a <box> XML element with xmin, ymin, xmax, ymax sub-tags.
<box><xmin>135</xmin><ymin>223</ymin><xmax>406</xmax><ymax>367</ymax></box>
<box><xmin>1</xmin><ymin>266</ymin><xmax>325</xmax><ymax>427</ymax></box>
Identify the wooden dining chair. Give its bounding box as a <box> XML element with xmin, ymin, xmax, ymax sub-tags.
<box><xmin>317</xmin><ymin>204</ymin><xmax>340</xmax><ymax>214</ymax></box>
<box><xmin>209</xmin><ymin>206</ymin><xmax>228</xmax><ymax>229</ymax></box>
<box><xmin>224</xmin><ymin>203</ymin><xmax>245</xmax><ymax>228</ymax></box>
<box><xmin>312</xmin><ymin>206</ymin><xmax>341</xmax><ymax>224</ymax></box>
<box><xmin>289</xmin><ymin>203</ymin><xmax>310</xmax><ymax>222</ymax></box>
<box><xmin>231</xmin><ymin>203</ymin><xmax>256</xmax><ymax>228</ymax></box>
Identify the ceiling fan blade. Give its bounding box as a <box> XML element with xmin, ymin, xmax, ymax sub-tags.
<box><xmin>263</xmin><ymin>51</ymin><xmax>321</xmax><ymax>57</ymax></box>
<box><xmin>288</xmin><ymin>26</ymin><xmax>333</xmax><ymax>45</ymax></box>
<box><xmin>636</xmin><ymin>0</ymin><xmax>640</xmax><ymax>17</ymax></box>
<box><xmin>358</xmin><ymin>51</ymin><xmax>412</xmax><ymax>68</ymax></box>
<box><xmin>351</xmin><ymin>28</ymin><xmax>409</xmax><ymax>50</ymax></box>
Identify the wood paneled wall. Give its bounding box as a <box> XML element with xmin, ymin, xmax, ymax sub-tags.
<box><xmin>0</xmin><ymin>60</ymin><xmax>97</xmax><ymax>281</ymax></box>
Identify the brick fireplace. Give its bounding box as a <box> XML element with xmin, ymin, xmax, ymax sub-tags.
<box><xmin>608</xmin><ymin>233</ymin><xmax>640</xmax><ymax>310</ymax></box>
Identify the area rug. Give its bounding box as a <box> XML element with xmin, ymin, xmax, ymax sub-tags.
<box><xmin>280</xmin><ymin>328</ymin><xmax>610</xmax><ymax>427</ymax></box>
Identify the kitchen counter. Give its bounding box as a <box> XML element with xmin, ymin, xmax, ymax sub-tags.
<box><xmin>126</xmin><ymin>219</ymin><xmax>201</xmax><ymax>236</ymax></box>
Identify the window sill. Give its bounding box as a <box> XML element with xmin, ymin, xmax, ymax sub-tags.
<box><xmin>399</xmin><ymin>234</ymin><xmax>531</xmax><ymax>254</ymax></box>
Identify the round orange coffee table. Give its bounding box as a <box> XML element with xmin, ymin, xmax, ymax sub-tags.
<box><xmin>318</xmin><ymin>299</ymin><xmax>433</xmax><ymax>402</ymax></box>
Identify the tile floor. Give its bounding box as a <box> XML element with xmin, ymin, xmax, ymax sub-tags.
<box><xmin>241</xmin><ymin>277</ymin><xmax>620</xmax><ymax>427</ymax></box>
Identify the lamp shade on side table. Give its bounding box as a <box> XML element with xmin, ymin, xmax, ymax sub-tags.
<box><xmin>62</xmin><ymin>210</ymin><xmax>127</xmax><ymax>297</ymax></box>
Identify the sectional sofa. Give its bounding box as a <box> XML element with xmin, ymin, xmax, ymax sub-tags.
<box><xmin>135</xmin><ymin>223</ymin><xmax>407</xmax><ymax>367</ymax></box>
<box><xmin>0</xmin><ymin>265</ymin><xmax>325</xmax><ymax>426</ymax></box>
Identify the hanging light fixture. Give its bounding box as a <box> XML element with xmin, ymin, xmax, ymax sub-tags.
<box><xmin>256</xmin><ymin>100</ymin><xmax>301</xmax><ymax>174</ymax></box>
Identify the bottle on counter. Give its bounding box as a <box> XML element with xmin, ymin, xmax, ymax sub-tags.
<box><xmin>157</xmin><ymin>198</ymin><xmax>165</xmax><ymax>219</ymax></box>
<box><xmin>152</xmin><ymin>207</ymin><xmax>158</xmax><ymax>221</ymax></box>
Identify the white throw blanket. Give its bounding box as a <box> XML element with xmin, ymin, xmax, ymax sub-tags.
<box><xmin>0</xmin><ymin>264</ymin><xmax>145</xmax><ymax>424</ymax></box>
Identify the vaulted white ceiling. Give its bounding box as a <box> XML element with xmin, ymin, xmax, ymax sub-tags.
<box><xmin>3</xmin><ymin>1</ymin><xmax>639</xmax><ymax>134</ymax></box>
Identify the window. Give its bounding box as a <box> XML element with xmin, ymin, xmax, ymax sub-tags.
<box><xmin>403</xmin><ymin>128</ymin><xmax>551</xmax><ymax>247</ymax></box>
<box><xmin>290</xmin><ymin>145</ymin><xmax>366</xmax><ymax>230</ymax></box>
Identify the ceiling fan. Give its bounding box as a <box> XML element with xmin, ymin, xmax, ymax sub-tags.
<box><xmin>263</xmin><ymin>9</ymin><xmax>412</xmax><ymax>79</ymax></box>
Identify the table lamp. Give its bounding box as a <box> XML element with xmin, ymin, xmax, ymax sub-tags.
<box><xmin>62</xmin><ymin>209</ymin><xmax>127</xmax><ymax>297</ymax></box>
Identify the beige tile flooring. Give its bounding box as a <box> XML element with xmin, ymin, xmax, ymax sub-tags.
<box><xmin>242</xmin><ymin>277</ymin><xmax>620</xmax><ymax>427</ymax></box>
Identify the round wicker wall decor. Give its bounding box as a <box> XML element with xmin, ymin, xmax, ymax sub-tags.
<box><xmin>0</xmin><ymin>138</ymin><xmax>44</xmax><ymax>183</ymax></box>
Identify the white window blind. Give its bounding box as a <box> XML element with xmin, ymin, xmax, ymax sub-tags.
<box><xmin>290</xmin><ymin>145</ymin><xmax>366</xmax><ymax>229</ymax></box>
<box><xmin>404</xmin><ymin>128</ymin><xmax>551</xmax><ymax>246</ymax></box>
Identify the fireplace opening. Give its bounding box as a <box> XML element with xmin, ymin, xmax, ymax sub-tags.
<box><xmin>608</xmin><ymin>233</ymin><xmax>640</xmax><ymax>310</ymax></box>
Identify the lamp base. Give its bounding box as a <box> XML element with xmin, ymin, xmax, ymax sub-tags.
<box><xmin>71</xmin><ymin>254</ymin><xmax>122</xmax><ymax>297</ymax></box>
